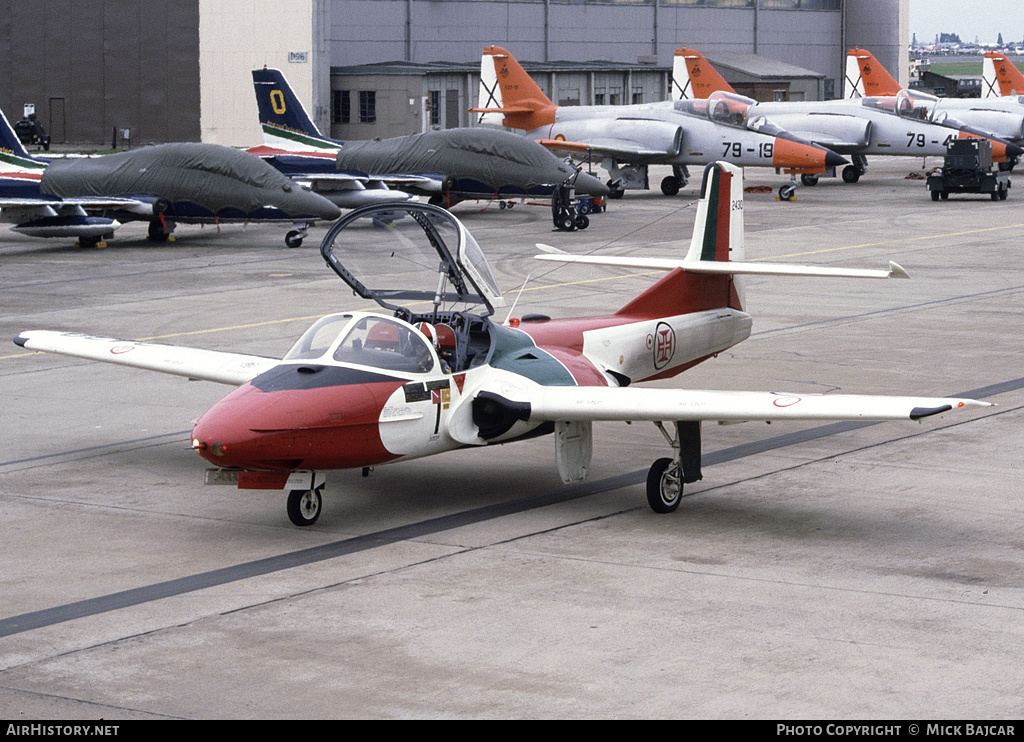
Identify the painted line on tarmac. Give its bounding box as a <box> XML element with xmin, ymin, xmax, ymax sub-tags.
<box><xmin>1</xmin><ymin>377</ymin><xmax>1021</xmax><ymax>638</ymax></box>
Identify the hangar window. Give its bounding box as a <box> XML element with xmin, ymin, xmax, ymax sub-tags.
<box><xmin>359</xmin><ymin>91</ymin><xmax>376</xmax><ymax>124</ymax></box>
<box><xmin>428</xmin><ymin>90</ymin><xmax>441</xmax><ymax>127</ymax></box>
<box><xmin>332</xmin><ymin>90</ymin><xmax>350</xmax><ymax>124</ymax></box>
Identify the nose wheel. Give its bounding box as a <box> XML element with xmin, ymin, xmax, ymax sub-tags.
<box><xmin>287</xmin><ymin>488</ymin><xmax>322</xmax><ymax>526</ymax></box>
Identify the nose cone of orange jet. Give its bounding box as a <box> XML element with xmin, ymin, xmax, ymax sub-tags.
<box><xmin>825</xmin><ymin>149</ymin><xmax>848</xmax><ymax>170</ymax></box>
<box><xmin>772</xmin><ymin>136</ymin><xmax>847</xmax><ymax>173</ymax></box>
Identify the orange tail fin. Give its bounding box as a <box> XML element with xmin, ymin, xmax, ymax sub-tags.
<box><xmin>672</xmin><ymin>49</ymin><xmax>736</xmax><ymax>100</ymax></box>
<box><xmin>845</xmin><ymin>48</ymin><xmax>901</xmax><ymax>98</ymax></box>
<box><xmin>984</xmin><ymin>52</ymin><xmax>1024</xmax><ymax>97</ymax></box>
<box><xmin>472</xmin><ymin>46</ymin><xmax>557</xmax><ymax>131</ymax></box>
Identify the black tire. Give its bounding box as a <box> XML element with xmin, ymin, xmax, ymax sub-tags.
<box><xmin>991</xmin><ymin>191</ymin><xmax>1000</xmax><ymax>201</ymax></box>
<box><xmin>147</xmin><ymin>219</ymin><xmax>169</xmax><ymax>242</ymax></box>
<box><xmin>287</xmin><ymin>489</ymin><xmax>322</xmax><ymax>526</ymax></box>
<box><xmin>999</xmin><ymin>187</ymin><xmax>1009</xmax><ymax>200</ymax></box>
<box><xmin>940</xmin><ymin>191</ymin><xmax>949</xmax><ymax>200</ymax></box>
<box><xmin>801</xmin><ymin>174</ymin><xmax>819</xmax><ymax>186</ymax></box>
<box><xmin>558</xmin><ymin>214</ymin><xmax>576</xmax><ymax>231</ymax></box>
<box><xmin>931</xmin><ymin>190</ymin><xmax>940</xmax><ymax>201</ymax></box>
<box><xmin>575</xmin><ymin>213</ymin><xmax>590</xmax><ymax>230</ymax></box>
<box><xmin>646</xmin><ymin>457</ymin><xmax>683</xmax><ymax>514</ymax></box>
<box><xmin>607</xmin><ymin>180</ymin><xmax>625</xmax><ymax>199</ymax></box>
<box><xmin>842</xmin><ymin>165</ymin><xmax>861</xmax><ymax>184</ymax></box>
<box><xmin>660</xmin><ymin>176</ymin><xmax>681</xmax><ymax>196</ymax></box>
<box><xmin>778</xmin><ymin>185</ymin><xmax>795</xmax><ymax>201</ymax></box>
<box><xmin>285</xmin><ymin>230</ymin><xmax>304</xmax><ymax>248</ymax></box>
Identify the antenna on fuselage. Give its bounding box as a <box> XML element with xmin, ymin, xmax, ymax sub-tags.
<box><xmin>502</xmin><ymin>273</ymin><xmax>532</xmax><ymax>326</ymax></box>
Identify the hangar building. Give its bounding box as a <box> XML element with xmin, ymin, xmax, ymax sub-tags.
<box><xmin>0</xmin><ymin>0</ymin><xmax>908</xmax><ymax>148</ymax></box>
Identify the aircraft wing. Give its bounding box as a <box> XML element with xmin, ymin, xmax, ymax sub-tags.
<box><xmin>537</xmin><ymin>137</ymin><xmax>673</xmax><ymax>160</ymax></box>
<box><xmin>0</xmin><ymin>196</ymin><xmax>148</xmax><ymax>213</ymax></box>
<box><xmin>478</xmin><ymin>383</ymin><xmax>992</xmax><ymax>425</ymax></box>
<box><xmin>14</xmin><ymin>331</ymin><xmax>279</xmax><ymax>386</ymax></box>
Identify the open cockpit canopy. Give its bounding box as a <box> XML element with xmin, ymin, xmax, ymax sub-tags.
<box><xmin>320</xmin><ymin>202</ymin><xmax>505</xmax><ymax>320</ymax></box>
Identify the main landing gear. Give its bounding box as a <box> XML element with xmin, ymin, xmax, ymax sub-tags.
<box><xmin>645</xmin><ymin>420</ymin><xmax>703</xmax><ymax>513</ymax></box>
<box><xmin>841</xmin><ymin>155</ymin><xmax>868</xmax><ymax>184</ymax></box>
<box><xmin>660</xmin><ymin>165</ymin><xmax>690</xmax><ymax>196</ymax></box>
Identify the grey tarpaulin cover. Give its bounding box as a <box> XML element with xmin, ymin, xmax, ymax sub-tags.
<box><xmin>41</xmin><ymin>142</ymin><xmax>341</xmax><ymax>219</ymax></box>
<box><xmin>335</xmin><ymin>128</ymin><xmax>582</xmax><ymax>190</ymax></box>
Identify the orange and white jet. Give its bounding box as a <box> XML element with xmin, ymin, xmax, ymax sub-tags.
<box><xmin>674</xmin><ymin>48</ymin><xmax>1023</xmax><ymax>185</ymax></box>
<box><xmin>473</xmin><ymin>46</ymin><xmax>847</xmax><ymax>200</ymax></box>
<box><xmin>845</xmin><ymin>48</ymin><xmax>1024</xmax><ymax>146</ymax></box>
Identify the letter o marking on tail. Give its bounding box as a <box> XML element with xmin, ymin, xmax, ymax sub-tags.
<box><xmin>270</xmin><ymin>90</ymin><xmax>287</xmax><ymax>115</ymax></box>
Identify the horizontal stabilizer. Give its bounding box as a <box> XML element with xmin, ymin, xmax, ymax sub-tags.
<box><xmin>14</xmin><ymin>331</ymin><xmax>278</xmax><ymax>386</ymax></box>
<box><xmin>468</xmin><ymin>106</ymin><xmax>537</xmax><ymax>115</ymax></box>
<box><xmin>534</xmin><ymin>248</ymin><xmax>909</xmax><ymax>280</ymax></box>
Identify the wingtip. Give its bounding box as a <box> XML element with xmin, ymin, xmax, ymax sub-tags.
<box><xmin>13</xmin><ymin>332</ymin><xmax>28</xmax><ymax>348</ymax></box>
<box><xmin>887</xmin><ymin>261</ymin><xmax>910</xmax><ymax>279</ymax></box>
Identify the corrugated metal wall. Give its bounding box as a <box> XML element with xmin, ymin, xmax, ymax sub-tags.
<box><xmin>0</xmin><ymin>0</ymin><xmax>200</xmax><ymax>145</ymax></box>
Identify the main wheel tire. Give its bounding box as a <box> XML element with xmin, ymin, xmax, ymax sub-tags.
<box><xmin>646</xmin><ymin>457</ymin><xmax>683</xmax><ymax>514</ymax></box>
<box><xmin>147</xmin><ymin>220</ymin><xmax>169</xmax><ymax>242</ymax></box>
<box><xmin>842</xmin><ymin>165</ymin><xmax>861</xmax><ymax>184</ymax></box>
<box><xmin>801</xmin><ymin>174</ymin><xmax>819</xmax><ymax>186</ymax></box>
<box><xmin>287</xmin><ymin>489</ymin><xmax>322</xmax><ymax>526</ymax></box>
<box><xmin>660</xmin><ymin>176</ymin><xmax>681</xmax><ymax>196</ymax></box>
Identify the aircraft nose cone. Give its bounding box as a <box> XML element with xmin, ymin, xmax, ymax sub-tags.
<box><xmin>573</xmin><ymin>171</ymin><xmax>610</xmax><ymax>197</ymax></box>
<box><xmin>825</xmin><ymin>150</ymin><xmax>849</xmax><ymax>169</ymax></box>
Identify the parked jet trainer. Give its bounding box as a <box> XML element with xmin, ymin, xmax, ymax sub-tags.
<box><xmin>674</xmin><ymin>48</ymin><xmax>1024</xmax><ymax>185</ymax></box>
<box><xmin>844</xmin><ymin>48</ymin><xmax>1024</xmax><ymax>146</ymax></box>
<box><xmin>249</xmin><ymin>66</ymin><xmax>608</xmax><ymax>217</ymax></box>
<box><xmin>15</xmin><ymin>162</ymin><xmax>990</xmax><ymax>527</ymax></box>
<box><xmin>40</xmin><ymin>143</ymin><xmax>344</xmax><ymax>243</ymax></box>
<box><xmin>473</xmin><ymin>46</ymin><xmax>848</xmax><ymax>200</ymax></box>
<box><xmin>0</xmin><ymin>107</ymin><xmax>342</xmax><ymax>248</ymax></box>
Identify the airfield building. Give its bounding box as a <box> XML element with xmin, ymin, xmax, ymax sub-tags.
<box><xmin>0</xmin><ymin>0</ymin><xmax>908</xmax><ymax>148</ymax></box>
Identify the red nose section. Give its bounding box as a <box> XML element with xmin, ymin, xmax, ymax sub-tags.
<box><xmin>191</xmin><ymin>377</ymin><xmax>404</xmax><ymax>471</ymax></box>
